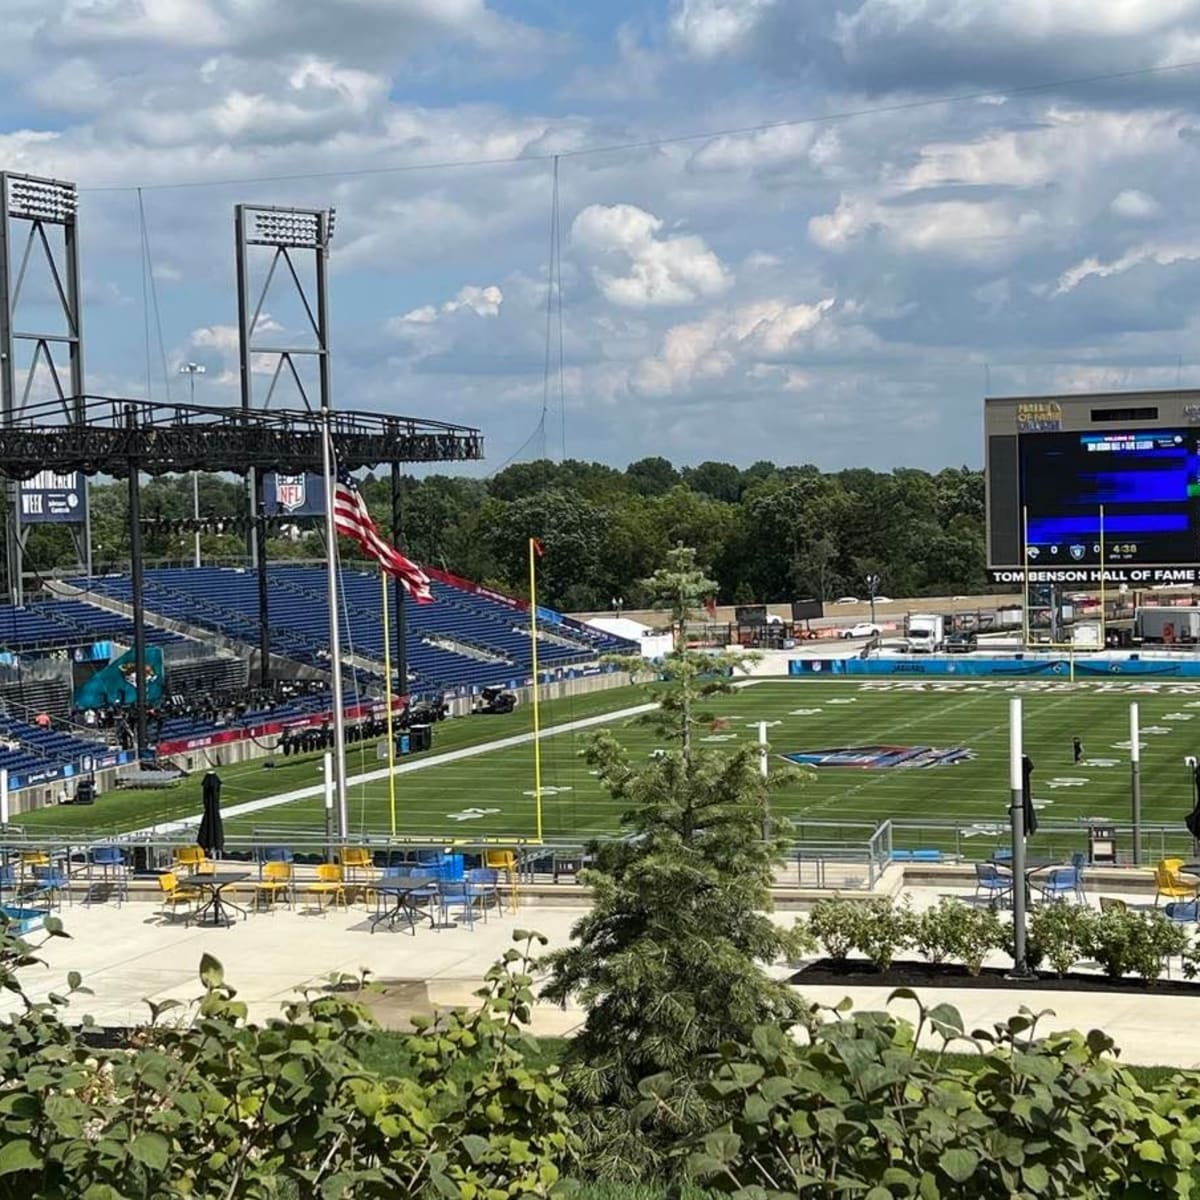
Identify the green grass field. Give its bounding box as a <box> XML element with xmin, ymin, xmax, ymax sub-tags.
<box><xmin>25</xmin><ymin>678</ymin><xmax>1200</xmax><ymax>860</ymax></box>
<box><xmin>232</xmin><ymin>678</ymin><xmax>1200</xmax><ymax>859</ymax></box>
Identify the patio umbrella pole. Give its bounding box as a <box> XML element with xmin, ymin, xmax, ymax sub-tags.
<box><xmin>1007</xmin><ymin>696</ymin><xmax>1035</xmax><ymax>980</ymax></box>
<box><xmin>1130</xmin><ymin>703</ymin><xmax>1142</xmax><ymax>866</ymax></box>
<box><xmin>323</xmin><ymin>752</ymin><xmax>334</xmax><ymax>861</ymax></box>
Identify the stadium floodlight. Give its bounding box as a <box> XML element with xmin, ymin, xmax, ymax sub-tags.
<box><xmin>249</xmin><ymin>207</ymin><xmax>332</xmax><ymax>250</ymax></box>
<box><xmin>7</xmin><ymin>177</ymin><xmax>78</xmax><ymax>224</ymax></box>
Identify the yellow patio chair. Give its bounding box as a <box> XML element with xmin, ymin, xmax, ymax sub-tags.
<box><xmin>304</xmin><ymin>864</ymin><xmax>347</xmax><ymax>913</ymax></box>
<box><xmin>484</xmin><ymin>848</ymin><xmax>519</xmax><ymax>913</ymax></box>
<box><xmin>173</xmin><ymin>846</ymin><xmax>215</xmax><ymax>877</ymax></box>
<box><xmin>1154</xmin><ymin>858</ymin><xmax>1196</xmax><ymax>907</ymax></box>
<box><xmin>1098</xmin><ymin>896</ymin><xmax>1128</xmax><ymax>914</ymax></box>
<box><xmin>158</xmin><ymin>871</ymin><xmax>199</xmax><ymax>921</ymax></box>
<box><xmin>252</xmin><ymin>862</ymin><xmax>293</xmax><ymax>912</ymax></box>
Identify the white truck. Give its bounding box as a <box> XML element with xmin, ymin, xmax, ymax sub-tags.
<box><xmin>905</xmin><ymin>613</ymin><xmax>945</xmax><ymax>652</ymax></box>
<box><xmin>1135</xmin><ymin>606</ymin><xmax>1200</xmax><ymax>643</ymax></box>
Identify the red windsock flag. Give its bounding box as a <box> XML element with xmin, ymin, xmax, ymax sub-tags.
<box><xmin>334</xmin><ymin>471</ymin><xmax>433</xmax><ymax>603</ymax></box>
<box><xmin>531</xmin><ymin>537</ymin><xmax>545</xmax><ymax>558</ymax></box>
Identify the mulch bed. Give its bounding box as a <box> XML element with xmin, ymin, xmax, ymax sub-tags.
<box><xmin>791</xmin><ymin>958</ymin><xmax>1200</xmax><ymax>996</ymax></box>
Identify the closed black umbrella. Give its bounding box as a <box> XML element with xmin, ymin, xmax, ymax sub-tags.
<box><xmin>1022</xmin><ymin>754</ymin><xmax>1038</xmax><ymax>838</ymax></box>
<box><xmin>197</xmin><ymin>771</ymin><xmax>224</xmax><ymax>856</ymax></box>
<box><xmin>1186</xmin><ymin>763</ymin><xmax>1200</xmax><ymax>840</ymax></box>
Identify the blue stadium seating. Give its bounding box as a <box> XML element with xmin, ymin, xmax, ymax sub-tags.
<box><xmin>72</xmin><ymin>565</ymin><xmax>636</xmax><ymax>694</ymax></box>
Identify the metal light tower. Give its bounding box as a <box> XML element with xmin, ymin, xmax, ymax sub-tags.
<box><xmin>234</xmin><ymin>202</ymin><xmax>336</xmax><ymax>688</ymax></box>
<box><xmin>179</xmin><ymin>362</ymin><xmax>206</xmax><ymax>569</ymax></box>
<box><xmin>0</xmin><ymin>173</ymin><xmax>85</xmax><ymax>603</ymax></box>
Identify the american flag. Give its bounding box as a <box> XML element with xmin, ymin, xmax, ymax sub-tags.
<box><xmin>334</xmin><ymin>471</ymin><xmax>433</xmax><ymax>604</ymax></box>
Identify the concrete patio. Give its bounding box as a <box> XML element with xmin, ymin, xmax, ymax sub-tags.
<box><xmin>3</xmin><ymin>880</ymin><xmax>1199</xmax><ymax>1068</ymax></box>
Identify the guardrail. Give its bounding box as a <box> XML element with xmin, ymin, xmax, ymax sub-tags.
<box><xmin>0</xmin><ymin>814</ymin><xmax>1185</xmax><ymax>896</ymax></box>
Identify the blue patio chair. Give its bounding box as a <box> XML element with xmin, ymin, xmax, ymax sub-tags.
<box><xmin>466</xmin><ymin>868</ymin><xmax>502</xmax><ymax>920</ymax></box>
<box><xmin>1165</xmin><ymin>900</ymin><xmax>1199</xmax><ymax>924</ymax></box>
<box><xmin>436</xmin><ymin>877</ymin><xmax>475</xmax><ymax>930</ymax></box>
<box><xmin>261</xmin><ymin>846</ymin><xmax>294</xmax><ymax>863</ymax></box>
<box><xmin>974</xmin><ymin>862</ymin><xmax>1013</xmax><ymax>907</ymax></box>
<box><xmin>1037</xmin><ymin>867</ymin><xmax>1086</xmax><ymax>905</ymax></box>
<box><xmin>87</xmin><ymin>846</ymin><xmax>127</xmax><ymax>905</ymax></box>
<box><xmin>29</xmin><ymin>864</ymin><xmax>69</xmax><ymax>910</ymax></box>
<box><xmin>993</xmin><ymin>848</ymin><xmax>1013</xmax><ymax>863</ymax></box>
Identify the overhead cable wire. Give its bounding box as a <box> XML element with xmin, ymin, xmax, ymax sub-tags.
<box><xmin>77</xmin><ymin>58</ymin><xmax>1200</xmax><ymax>195</ymax></box>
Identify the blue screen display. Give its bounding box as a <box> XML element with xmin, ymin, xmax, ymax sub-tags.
<box><xmin>1021</xmin><ymin>428</ymin><xmax>1200</xmax><ymax>566</ymax></box>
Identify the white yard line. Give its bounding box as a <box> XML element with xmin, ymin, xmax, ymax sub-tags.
<box><xmin>128</xmin><ymin>701</ymin><xmax>660</xmax><ymax>838</ymax></box>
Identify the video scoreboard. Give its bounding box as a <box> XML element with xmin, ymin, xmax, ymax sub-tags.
<box><xmin>985</xmin><ymin>389</ymin><xmax>1200</xmax><ymax>587</ymax></box>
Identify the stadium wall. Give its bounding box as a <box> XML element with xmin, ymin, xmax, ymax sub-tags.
<box><xmin>789</xmin><ymin>656</ymin><xmax>1200</xmax><ymax>678</ymax></box>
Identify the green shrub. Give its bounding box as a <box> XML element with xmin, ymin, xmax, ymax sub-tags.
<box><xmin>1083</xmin><ymin>908</ymin><xmax>1189</xmax><ymax>984</ymax></box>
<box><xmin>0</xmin><ymin>918</ymin><xmax>575</xmax><ymax>1199</ymax></box>
<box><xmin>805</xmin><ymin>898</ymin><xmax>861</xmax><ymax>963</ymax></box>
<box><xmin>1028</xmin><ymin>901</ymin><xmax>1092</xmax><ymax>977</ymax></box>
<box><xmin>953</xmin><ymin>903</ymin><xmax>1005</xmax><ymax>976</ymax></box>
<box><xmin>675</xmin><ymin>993</ymin><xmax>1200</xmax><ymax>1198</ymax></box>
<box><xmin>913</xmin><ymin>897</ymin><xmax>966</xmax><ymax>964</ymax></box>
<box><xmin>852</xmin><ymin>897</ymin><xmax>917</xmax><ymax>972</ymax></box>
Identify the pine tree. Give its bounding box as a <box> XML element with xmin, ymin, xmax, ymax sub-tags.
<box><xmin>541</xmin><ymin>546</ymin><xmax>807</xmax><ymax>1177</ymax></box>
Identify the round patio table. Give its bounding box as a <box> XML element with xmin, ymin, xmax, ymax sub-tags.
<box><xmin>191</xmin><ymin>872</ymin><xmax>250</xmax><ymax>927</ymax></box>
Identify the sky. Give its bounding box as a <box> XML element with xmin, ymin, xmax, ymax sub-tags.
<box><xmin>5</xmin><ymin>0</ymin><xmax>1200</xmax><ymax>475</ymax></box>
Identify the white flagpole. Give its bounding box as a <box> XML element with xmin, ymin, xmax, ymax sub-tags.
<box><xmin>320</xmin><ymin>408</ymin><xmax>350</xmax><ymax>843</ymax></box>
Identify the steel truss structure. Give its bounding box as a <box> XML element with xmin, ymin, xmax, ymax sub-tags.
<box><xmin>0</xmin><ymin>395</ymin><xmax>483</xmax><ymax>756</ymax></box>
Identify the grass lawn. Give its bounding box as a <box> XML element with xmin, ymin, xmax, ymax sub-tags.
<box><xmin>19</xmin><ymin>683</ymin><xmax>650</xmax><ymax>836</ymax></box>
<box><xmin>223</xmin><ymin>677</ymin><xmax>1200</xmax><ymax>857</ymax></box>
<box><xmin>26</xmin><ymin>677</ymin><xmax>1200</xmax><ymax>859</ymax></box>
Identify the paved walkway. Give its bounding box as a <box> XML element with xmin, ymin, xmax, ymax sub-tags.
<box><xmin>6</xmin><ymin>885</ymin><xmax>1200</xmax><ymax>1066</ymax></box>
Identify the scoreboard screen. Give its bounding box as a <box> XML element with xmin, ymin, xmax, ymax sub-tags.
<box><xmin>1021</xmin><ymin>428</ymin><xmax>1200</xmax><ymax>568</ymax></box>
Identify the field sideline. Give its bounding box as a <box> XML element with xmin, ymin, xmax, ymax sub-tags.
<box><xmin>23</xmin><ymin>678</ymin><xmax>1200</xmax><ymax>859</ymax></box>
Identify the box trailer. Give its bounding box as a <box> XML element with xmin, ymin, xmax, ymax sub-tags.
<box><xmin>1135</xmin><ymin>606</ymin><xmax>1200</xmax><ymax>643</ymax></box>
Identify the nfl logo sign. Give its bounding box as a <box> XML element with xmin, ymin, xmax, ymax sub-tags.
<box><xmin>276</xmin><ymin>475</ymin><xmax>306</xmax><ymax>513</ymax></box>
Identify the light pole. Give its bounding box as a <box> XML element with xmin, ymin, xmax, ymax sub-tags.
<box><xmin>611</xmin><ymin>595</ymin><xmax>624</xmax><ymax>618</ymax></box>
<box><xmin>865</xmin><ymin>573</ymin><xmax>880</xmax><ymax>625</ymax></box>
<box><xmin>179</xmin><ymin>363</ymin><xmax>206</xmax><ymax>569</ymax></box>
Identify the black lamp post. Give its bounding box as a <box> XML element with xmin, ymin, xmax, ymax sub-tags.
<box><xmin>865</xmin><ymin>573</ymin><xmax>880</xmax><ymax>625</ymax></box>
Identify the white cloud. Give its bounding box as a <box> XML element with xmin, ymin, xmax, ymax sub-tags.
<box><xmin>633</xmin><ymin>297</ymin><xmax>837</xmax><ymax>394</ymax></box>
<box><xmin>393</xmin><ymin>284</ymin><xmax>504</xmax><ymax>327</ymax></box>
<box><xmin>1111</xmin><ymin>188</ymin><xmax>1161</xmax><ymax>219</ymax></box>
<box><xmin>669</xmin><ymin>0</ymin><xmax>777</xmax><ymax>59</ymax></box>
<box><xmin>571</xmin><ymin>203</ymin><xmax>731</xmax><ymax>308</ymax></box>
<box><xmin>1053</xmin><ymin>241</ymin><xmax>1200</xmax><ymax>294</ymax></box>
<box><xmin>809</xmin><ymin>194</ymin><xmax>1045</xmax><ymax>261</ymax></box>
<box><xmin>838</xmin><ymin>0</ymin><xmax>1200</xmax><ymax>48</ymax></box>
<box><xmin>689</xmin><ymin>124</ymin><xmax>815</xmax><ymax>172</ymax></box>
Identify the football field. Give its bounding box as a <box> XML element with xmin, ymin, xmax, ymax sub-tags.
<box><xmin>222</xmin><ymin>678</ymin><xmax>1200</xmax><ymax>858</ymax></box>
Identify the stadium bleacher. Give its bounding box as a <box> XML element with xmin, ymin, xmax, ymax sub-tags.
<box><xmin>0</xmin><ymin>565</ymin><xmax>635</xmax><ymax>789</ymax></box>
<box><xmin>73</xmin><ymin>565</ymin><xmax>635</xmax><ymax>693</ymax></box>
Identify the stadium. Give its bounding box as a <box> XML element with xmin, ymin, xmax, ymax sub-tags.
<box><xmin>1</xmin><ymin>171</ymin><xmax>1200</xmax><ymax>879</ymax></box>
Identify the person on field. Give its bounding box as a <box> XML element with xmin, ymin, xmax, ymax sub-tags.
<box><xmin>1072</xmin><ymin>735</ymin><xmax>1083</xmax><ymax>764</ymax></box>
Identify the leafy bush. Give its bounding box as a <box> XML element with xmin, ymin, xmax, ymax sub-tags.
<box><xmin>805</xmin><ymin>898</ymin><xmax>862</xmax><ymax>963</ymax></box>
<box><xmin>674</xmin><ymin>992</ymin><xmax>1200</xmax><ymax>1198</ymax></box>
<box><xmin>1082</xmin><ymin>908</ymin><xmax>1189</xmax><ymax>984</ymax></box>
<box><xmin>913</xmin><ymin>897</ymin><xmax>966</xmax><ymax>964</ymax></box>
<box><xmin>0</xmin><ymin>918</ymin><xmax>575</xmax><ymax>1199</ymax></box>
<box><xmin>953</xmin><ymin>903</ymin><xmax>1005</xmax><ymax>976</ymax></box>
<box><xmin>852</xmin><ymin>897</ymin><xmax>917</xmax><ymax>972</ymax></box>
<box><xmin>1028</xmin><ymin>901</ymin><xmax>1092</xmax><ymax>977</ymax></box>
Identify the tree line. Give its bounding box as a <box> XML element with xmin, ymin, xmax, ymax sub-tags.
<box><xmin>17</xmin><ymin>457</ymin><xmax>986</xmax><ymax>610</ymax></box>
